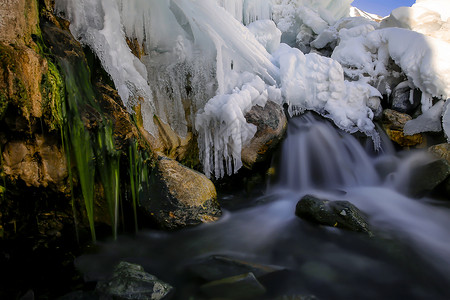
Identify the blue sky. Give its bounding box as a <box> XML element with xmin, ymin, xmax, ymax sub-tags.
<box><xmin>352</xmin><ymin>0</ymin><xmax>416</xmax><ymax>16</ymax></box>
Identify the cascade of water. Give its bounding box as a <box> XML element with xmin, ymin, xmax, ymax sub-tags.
<box><xmin>274</xmin><ymin>112</ymin><xmax>450</xmax><ymax>278</ymax></box>
<box><xmin>277</xmin><ymin>112</ymin><xmax>380</xmax><ymax>191</ymax></box>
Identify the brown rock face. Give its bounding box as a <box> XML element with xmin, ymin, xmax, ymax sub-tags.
<box><xmin>142</xmin><ymin>154</ymin><xmax>221</xmax><ymax>229</ymax></box>
<box><xmin>0</xmin><ymin>0</ymin><xmax>39</xmax><ymax>45</ymax></box>
<box><xmin>0</xmin><ymin>44</ymin><xmax>49</xmax><ymax>121</ymax></box>
<box><xmin>242</xmin><ymin>101</ymin><xmax>287</xmax><ymax>169</ymax></box>
<box><xmin>382</xmin><ymin>109</ymin><xmax>423</xmax><ymax>147</ymax></box>
<box><xmin>2</xmin><ymin>135</ymin><xmax>68</xmax><ymax>192</ymax></box>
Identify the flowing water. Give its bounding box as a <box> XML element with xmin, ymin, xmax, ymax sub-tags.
<box><xmin>77</xmin><ymin>113</ymin><xmax>450</xmax><ymax>299</ymax></box>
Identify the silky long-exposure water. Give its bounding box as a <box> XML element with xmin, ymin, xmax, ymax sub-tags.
<box><xmin>77</xmin><ymin>113</ymin><xmax>450</xmax><ymax>299</ymax></box>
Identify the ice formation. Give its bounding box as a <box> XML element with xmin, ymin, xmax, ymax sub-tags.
<box><xmin>273</xmin><ymin>43</ymin><xmax>380</xmax><ymax>135</ymax></box>
<box><xmin>55</xmin><ymin>0</ymin><xmax>450</xmax><ymax>177</ymax></box>
<box><xmin>404</xmin><ymin>100</ymin><xmax>445</xmax><ymax>135</ymax></box>
<box><xmin>195</xmin><ymin>73</ymin><xmax>277</xmax><ymax>178</ymax></box>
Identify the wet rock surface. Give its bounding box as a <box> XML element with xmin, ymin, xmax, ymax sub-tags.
<box><xmin>295</xmin><ymin>195</ymin><xmax>372</xmax><ymax>235</ymax></box>
<box><xmin>142</xmin><ymin>154</ymin><xmax>221</xmax><ymax>230</ymax></box>
<box><xmin>242</xmin><ymin>101</ymin><xmax>287</xmax><ymax>169</ymax></box>
<box><xmin>96</xmin><ymin>261</ymin><xmax>174</xmax><ymax>300</ymax></box>
<box><xmin>382</xmin><ymin>109</ymin><xmax>423</xmax><ymax>147</ymax></box>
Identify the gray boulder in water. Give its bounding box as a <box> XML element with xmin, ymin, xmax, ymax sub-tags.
<box><xmin>295</xmin><ymin>195</ymin><xmax>372</xmax><ymax>236</ymax></box>
<box><xmin>96</xmin><ymin>261</ymin><xmax>173</xmax><ymax>300</ymax></box>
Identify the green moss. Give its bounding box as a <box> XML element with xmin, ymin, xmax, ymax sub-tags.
<box><xmin>58</xmin><ymin>58</ymin><xmax>98</xmax><ymax>242</ymax></box>
<box><xmin>128</xmin><ymin>140</ymin><xmax>151</xmax><ymax>232</ymax></box>
<box><xmin>41</xmin><ymin>60</ymin><xmax>64</xmax><ymax>131</ymax></box>
<box><xmin>96</xmin><ymin>124</ymin><xmax>120</xmax><ymax>239</ymax></box>
<box><xmin>0</xmin><ymin>92</ymin><xmax>8</xmax><ymax>120</ymax></box>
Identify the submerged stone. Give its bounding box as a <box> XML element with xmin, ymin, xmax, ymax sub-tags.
<box><xmin>187</xmin><ymin>255</ymin><xmax>284</xmax><ymax>281</ymax></box>
<box><xmin>295</xmin><ymin>195</ymin><xmax>372</xmax><ymax>235</ymax></box>
<box><xmin>96</xmin><ymin>261</ymin><xmax>173</xmax><ymax>300</ymax></box>
<box><xmin>200</xmin><ymin>272</ymin><xmax>266</xmax><ymax>299</ymax></box>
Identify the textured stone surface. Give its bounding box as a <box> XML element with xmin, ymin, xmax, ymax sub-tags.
<box><xmin>0</xmin><ymin>0</ymin><xmax>39</xmax><ymax>45</ymax></box>
<box><xmin>96</xmin><ymin>261</ymin><xmax>174</xmax><ymax>300</ymax></box>
<box><xmin>142</xmin><ymin>154</ymin><xmax>221</xmax><ymax>229</ymax></box>
<box><xmin>390</xmin><ymin>85</ymin><xmax>421</xmax><ymax>114</ymax></box>
<box><xmin>295</xmin><ymin>195</ymin><xmax>372</xmax><ymax>235</ymax></box>
<box><xmin>242</xmin><ymin>101</ymin><xmax>287</xmax><ymax>169</ymax></box>
<box><xmin>382</xmin><ymin>109</ymin><xmax>423</xmax><ymax>147</ymax></box>
<box><xmin>428</xmin><ymin>143</ymin><xmax>450</xmax><ymax>163</ymax></box>
<box><xmin>2</xmin><ymin>135</ymin><xmax>68</xmax><ymax>192</ymax></box>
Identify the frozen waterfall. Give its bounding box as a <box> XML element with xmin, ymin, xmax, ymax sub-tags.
<box><xmin>55</xmin><ymin>0</ymin><xmax>450</xmax><ymax>177</ymax></box>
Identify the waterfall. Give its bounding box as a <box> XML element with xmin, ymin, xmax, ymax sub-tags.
<box><xmin>277</xmin><ymin>112</ymin><xmax>380</xmax><ymax>190</ymax></box>
<box><xmin>78</xmin><ymin>114</ymin><xmax>450</xmax><ymax>299</ymax></box>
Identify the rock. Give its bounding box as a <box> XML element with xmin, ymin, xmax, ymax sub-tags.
<box><xmin>382</xmin><ymin>109</ymin><xmax>423</xmax><ymax>147</ymax></box>
<box><xmin>242</xmin><ymin>101</ymin><xmax>287</xmax><ymax>169</ymax></box>
<box><xmin>0</xmin><ymin>43</ymin><xmax>49</xmax><ymax>122</ymax></box>
<box><xmin>389</xmin><ymin>83</ymin><xmax>421</xmax><ymax>114</ymax></box>
<box><xmin>143</xmin><ymin>154</ymin><xmax>221</xmax><ymax>229</ymax></box>
<box><xmin>0</xmin><ymin>0</ymin><xmax>39</xmax><ymax>45</ymax></box>
<box><xmin>187</xmin><ymin>255</ymin><xmax>284</xmax><ymax>281</ymax></box>
<box><xmin>428</xmin><ymin>143</ymin><xmax>450</xmax><ymax>163</ymax></box>
<box><xmin>200</xmin><ymin>272</ymin><xmax>266</xmax><ymax>299</ymax></box>
<box><xmin>295</xmin><ymin>195</ymin><xmax>372</xmax><ymax>235</ymax></box>
<box><xmin>428</xmin><ymin>144</ymin><xmax>450</xmax><ymax>199</ymax></box>
<box><xmin>1</xmin><ymin>135</ymin><xmax>68</xmax><ymax>192</ymax></box>
<box><xmin>407</xmin><ymin>159</ymin><xmax>450</xmax><ymax>197</ymax></box>
<box><xmin>96</xmin><ymin>261</ymin><xmax>173</xmax><ymax>300</ymax></box>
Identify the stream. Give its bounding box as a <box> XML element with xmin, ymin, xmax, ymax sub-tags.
<box><xmin>76</xmin><ymin>113</ymin><xmax>450</xmax><ymax>299</ymax></box>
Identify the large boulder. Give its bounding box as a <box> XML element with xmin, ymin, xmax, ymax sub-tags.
<box><xmin>242</xmin><ymin>101</ymin><xmax>287</xmax><ymax>169</ymax></box>
<box><xmin>143</xmin><ymin>154</ymin><xmax>221</xmax><ymax>229</ymax></box>
<box><xmin>96</xmin><ymin>261</ymin><xmax>174</xmax><ymax>300</ymax></box>
<box><xmin>382</xmin><ymin>109</ymin><xmax>423</xmax><ymax>147</ymax></box>
<box><xmin>295</xmin><ymin>195</ymin><xmax>372</xmax><ymax>235</ymax></box>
